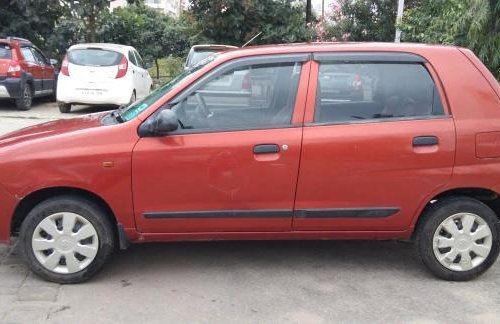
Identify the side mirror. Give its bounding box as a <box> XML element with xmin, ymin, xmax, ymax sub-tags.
<box><xmin>50</xmin><ymin>59</ymin><xmax>58</xmax><ymax>66</ymax></box>
<box><xmin>152</xmin><ymin>109</ymin><xmax>178</xmax><ymax>134</ymax></box>
<box><xmin>144</xmin><ymin>62</ymin><xmax>153</xmax><ymax>69</ymax></box>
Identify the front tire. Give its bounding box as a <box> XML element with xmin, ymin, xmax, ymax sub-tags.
<box><xmin>19</xmin><ymin>196</ymin><xmax>115</xmax><ymax>284</ymax></box>
<box><xmin>416</xmin><ymin>196</ymin><xmax>500</xmax><ymax>281</ymax></box>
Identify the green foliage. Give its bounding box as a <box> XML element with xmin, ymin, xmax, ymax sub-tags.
<box><xmin>188</xmin><ymin>0</ymin><xmax>313</xmax><ymax>45</ymax></box>
<box><xmin>324</xmin><ymin>0</ymin><xmax>398</xmax><ymax>42</ymax></box>
<box><xmin>400</xmin><ymin>0</ymin><xmax>500</xmax><ymax>80</ymax></box>
<box><xmin>98</xmin><ymin>5</ymin><xmax>191</xmax><ymax>78</ymax></box>
<box><xmin>0</xmin><ymin>0</ymin><xmax>67</xmax><ymax>50</ymax></box>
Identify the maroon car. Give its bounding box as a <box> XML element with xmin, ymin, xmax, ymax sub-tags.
<box><xmin>0</xmin><ymin>37</ymin><xmax>57</xmax><ymax>110</ymax></box>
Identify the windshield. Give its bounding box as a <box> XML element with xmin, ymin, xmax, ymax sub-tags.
<box><xmin>119</xmin><ymin>54</ymin><xmax>218</xmax><ymax>121</ymax></box>
<box><xmin>187</xmin><ymin>50</ymin><xmax>219</xmax><ymax>68</ymax></box>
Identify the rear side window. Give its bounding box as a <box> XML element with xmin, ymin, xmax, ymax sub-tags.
<box><xmin>315</xmin><ymin>63</ymin><xmax>445</xmax><ymax>123</ymax></box>
<box><xmin>0</xmin><ymin>44</ymin><xmax>11</xmax><ymax>59</ymax></box>
<box><xmin>68</xmin><ymin>49</ymin><xmax>123</xmax><ymax>67</ymax></box>
<box><xmin>128</xmin><ymin>51</ymin><xmax>137</xmax><ymax>66</ymax></box>
<box><xmin>20</xmin><ymin>47</ymin><xmax>36</xmax><ymax>63</ymax></box>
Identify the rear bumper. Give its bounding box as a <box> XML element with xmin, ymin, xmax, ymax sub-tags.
<box><xmin>0</xmin><ymin>77</ymin><xmax>24</xmax><ymax>99</ymax></box>
<box><xmin>57</xmin><ymin>75</ymin><xmax>133</xmax><ymax>106</ymax></box>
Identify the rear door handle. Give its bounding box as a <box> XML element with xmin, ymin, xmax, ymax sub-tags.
<box><xmin>413</xmin><ymin>136</ymin><xmax>438</xmax><ymax>146</ymax></box>
<box><xmin>254</xmin><ymin>144</ymin><xmax>280</xmax><ymax>154</ymax></box>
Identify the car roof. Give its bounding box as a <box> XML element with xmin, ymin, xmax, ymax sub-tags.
<box><xmin>203</xmin><ymin>42</ymin><xmax>462</xmax><ymax>68</ymax></box>
<box><xmin>68</xmin><ymin>43</ymin><xmax>135</xmax><ymax>52</ymax></box>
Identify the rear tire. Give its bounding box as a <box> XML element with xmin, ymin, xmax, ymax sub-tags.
<box><xmin>416</xmin><ymin>196</ymin><xmax>500</xmax><ymax>281</ymax></box>
<box><xmin>58</xmin><ymin>103</ymin><xmax>71</xmax><ymax>113</ymax></box>
<box><xmin>19</xmin><ymin>196</ymin><xmax>115</xmax><ymax>284</ymax></box>
<box><xmin>15</xmin><ymin>84</ymin><xmax>33</xmax><ymax>110</ymax></box>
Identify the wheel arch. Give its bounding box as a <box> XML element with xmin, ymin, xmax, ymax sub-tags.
<box><xmin>11</xmin><ymin>186</ymin><xmax>118</xmax><ymax>238</ymax></box>
<box><xmin>412</xmin><ymin>187</ymin><xmax>500</xmax><ymax>238</ymax></box>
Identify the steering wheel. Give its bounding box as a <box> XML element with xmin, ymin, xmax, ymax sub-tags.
<box><xmin>195</xmin><ymin>93</ymin><xmax>211</xmax><ymax>118</ymax></box>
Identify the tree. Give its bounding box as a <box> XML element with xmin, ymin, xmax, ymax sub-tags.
<box><xmin>188</xmin><ymin>0</ymin><xmax>313</xmax><ymax>46</ymax></box>
<box><xmin>400</xmin><ymin>0</ymin><xmax>500</xmax><ymax>80</ymax></box>
<box><xmin>324</xmin><ymin>0</ymin><xmax>398</xmax><ymax>42</ymax></box>
<box><xmin>98</xmin><ymin>5</ymin><xmax>191</xmax><ymax>78</ymax></box>
<box><xmin>60</xmin><ymin>0</ymin><xmax>111</xmax><ymax>42</ymax></box>
<box><xmin>0</xmin><ymin>0</ymin><xmax>67</xmax><ymax>49</ymax></box>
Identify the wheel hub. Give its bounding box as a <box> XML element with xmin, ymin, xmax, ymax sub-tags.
<box><xmin>32</xmin><ymin>212</ymin><xmax>99</xmax><ymax>274</ymax></box>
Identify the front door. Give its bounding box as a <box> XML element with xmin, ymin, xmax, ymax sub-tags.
<box><xmin>133</xmin><ymin>55</ymin><xmax>309</xmax><ymax>233</ymax></box>
<box><xmin>294</xmin><ymin>54</ymin><xmax>456</xmax><ymax>231</ymax></box>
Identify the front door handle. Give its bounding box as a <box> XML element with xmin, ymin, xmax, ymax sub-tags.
<box><xmin>253</xmin><ymin>144</ymin><xmax>280</xmax><ymax>154</ymax></box>
<box><xmin>413</xmin><ymin>136</ymin><xmax>438</xmax><ymax>146</ymax></box>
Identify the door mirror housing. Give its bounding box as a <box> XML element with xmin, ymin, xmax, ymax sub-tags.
<box><xmin>151</xmin><ymin>109</ymin><xmax>179</xmax><ymax>135</ymax></box>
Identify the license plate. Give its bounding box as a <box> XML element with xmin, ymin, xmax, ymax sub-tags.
<box><xmin>81</xmin><ymin>89</ymin><xmax>104</xmax><ymax>96</ymax></box>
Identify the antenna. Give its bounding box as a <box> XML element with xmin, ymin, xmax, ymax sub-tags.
<box><xmin>242</xmin><ymin>32</ymin><xmax>262</xmax><ymax>47</ymax></box>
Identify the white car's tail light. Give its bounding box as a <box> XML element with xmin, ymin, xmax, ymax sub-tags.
<box><xmin>61</xmin><ymin>55</ymin><xmax>70</xmax><ymax>76</ymax></box>
<box><xmin>115</xmin><ymin>56</ymin><xmax>128</xmax><ymax>79</ymax></box>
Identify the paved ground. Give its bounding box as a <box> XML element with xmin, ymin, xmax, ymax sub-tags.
<box><xmin>1</xmin><ymin>99</ymin><xmax>500</xmax><ymax>323</ymax></box>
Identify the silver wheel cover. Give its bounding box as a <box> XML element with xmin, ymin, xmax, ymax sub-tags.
<box><xmin>433</xmin><ymin>212</ymin><xmax>492</xmax><ymax>272</ymax></box>
<box><xmin>32</xmin><ymin>212</ymin><xmax>99</xmax><ymax>274</ymax></box>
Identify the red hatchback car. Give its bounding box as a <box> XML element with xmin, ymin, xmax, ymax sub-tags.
<box><xmin>0</xmin><ymin>37</ymin><xmax>57</xmax><ymax>110</ymax></box>
<box><xmin>0</xmin><ymin>43</ymin><xmax>499</xmax><ymax>283</ymax></box>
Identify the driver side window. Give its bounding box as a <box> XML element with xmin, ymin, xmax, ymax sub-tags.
<box><xmin>171</xmin><ymin>62</ymin><xmax>302</xmax><ymax>132</ymax></box>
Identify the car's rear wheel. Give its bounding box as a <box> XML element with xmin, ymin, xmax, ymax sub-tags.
<box><xmin>19</xmin><ymin>196</ymin><xmax>115</xmax><ymax>284</ymax></box>
<box><xmin>58</xmin><ymin>103</ymin><xmax>71</xmax><ymax>113</ymax></box>
<box><xmin>15</xmin><ymin>84</ymin><xmax>32</xmax><ymax>110</ymax></box>
<box><xmin>416</xmin><ymin>196</ymin><xmax>500</xmax><ymax>281</ymax></box>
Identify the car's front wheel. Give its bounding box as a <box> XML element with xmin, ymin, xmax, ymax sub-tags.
<box><xmin>416</xmin><ymin>196</ymin><xmax>500</xmax><ymax>281</ymax></box>
<box><xmin>19</xmin><ymin>196</ymin><xmax>115</xmax><ymax>284</ymax></box>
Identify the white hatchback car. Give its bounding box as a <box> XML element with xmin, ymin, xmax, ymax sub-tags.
<box><xmin>56</xmin><ymin>43</ymin><xmax>152</xmax><ymax>113</ymax></box>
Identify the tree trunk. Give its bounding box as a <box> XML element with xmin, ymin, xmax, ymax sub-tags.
<box><xmin>88</xmin><ymin>14</ymin><xmax>97</xmax><ymax>42</ymax></box>
<box><xmin>155</xmin><ymin>58</ymin><xmax>160</xmax><ymax>80</ymax></box>
<box><xmin>306</xmin><ymin>0</ymin><xmax>312</xmax><ymax>24</ymax></box>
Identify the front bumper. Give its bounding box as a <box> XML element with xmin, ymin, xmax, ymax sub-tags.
<box><xmin>0</xmin><ymin>184</ymin><xmax>17</xmax><ymax>244</ymax></box>
<box><xmin>0</xmin><ymin>77</ymin><xmax>23</xmax><ymax>99</ymax></box>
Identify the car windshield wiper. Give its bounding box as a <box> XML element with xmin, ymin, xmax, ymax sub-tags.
<box><xmin>111</xmin><ymin>105</ymin><xmax>127</xmax><ymax>123</ymax></box>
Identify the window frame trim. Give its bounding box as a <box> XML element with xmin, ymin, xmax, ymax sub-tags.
<box><xmin>139</xmin><ymin>54</ymin><xmax>311</xmax><ymax>137</ymax></box>
<box><xmin>310</xmin><ymin>53</ymin><xmax>449</xmax><ymax>125</ymax></box>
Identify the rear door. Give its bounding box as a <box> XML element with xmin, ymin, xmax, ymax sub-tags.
<box><xmin>133</xmin><ymin>50</ymin><xmax>151</xmax><ymax>97</ymax></box>
<box><xmin>127</xmin><ymin>50</ymin><xmax>142</xmax><ymax>98</ymax></box>
<box><xmin>20</xmin><ymin>47</ymin><xmax>44</xmax><ymax>94</ymax></box>
<box><xmin>31</xmin><ymin>47</ymin><xmax>55</xmax><ymax>94</ymax></box>
<box><xmin>293</xmin><ymin>53</ymin><xmax>455</xmax><ymax>232</ymax></box>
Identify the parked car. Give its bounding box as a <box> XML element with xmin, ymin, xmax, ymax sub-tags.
<box><xmin>56</xmin><ymin>43</ymin><xmax>152</xmax><ymax>113</ymax></box>
<box><xmin>0</xmin><ymin>43</ymin><xmax>499</xmax><ymax>283</ymax></box>
<box><xmin>184</xmin><ymin>44</ymin><xmax>237</xmax><ymax>69</ymax></box>
<box><xmin>0</xmin><ymin>37</ymin><xmax>57</xmax><ymax>110</ymax></box>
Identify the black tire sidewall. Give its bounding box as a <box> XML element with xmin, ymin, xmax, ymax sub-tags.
<box><xmin>19</xmin><ymin>196</ymin><xmax>115</xmax><ymax>284</ymax></box>
<box><xmin>416</xmin><ymin>197</ymin><xmax>500</xmax><ymax>281</ymax></box>
<box><xmin>58</xmin><ymin>103</ymin><xmax>71</xmax><ymax>113</ymax></box>
<box><xmin>16</xmin><ymin>84</ymin><xmax>32</xmax><ymax>110</ymax></box>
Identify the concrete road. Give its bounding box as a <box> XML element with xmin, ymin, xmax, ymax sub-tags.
<box><xmin>1</xmin><ymin>100</ymin><xmax>500</xmax><ymax>323</ymax></box>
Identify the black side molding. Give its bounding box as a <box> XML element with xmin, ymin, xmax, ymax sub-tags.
<box><xmin>294</xmin><ymin>208</ymin><xmax>399</xmax><ymax>218</ymax></box>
